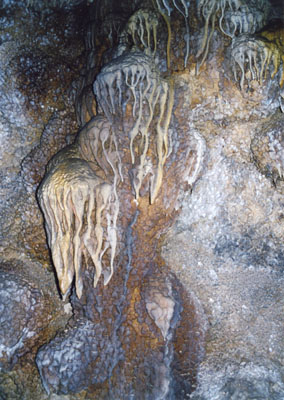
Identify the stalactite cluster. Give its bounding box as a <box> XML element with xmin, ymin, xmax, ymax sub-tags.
<box><xmin>123</xmin><ymin>8</ymin><xmax>159</xmax><ymax>54</ymax></box>
<box><xmin>37</xmin><ymin>5</ymin><xmax>176</xmax><ymax>299</ymax></box>
<box><xmin>37</xmin><ymin>116</ymin><xmax>120</xmax><ymax>299</ymax></box>
<box><xmin>37</xmin><ymin>0</ymin><xmax>284</xmax><ymax>306</ymax></box>
<box><xmin>195</xmin><ymin>0</ymin><xmax>284</xmax><ymax>112</ymax></box>
<box><xmin>93</xmin><ymin>48</ymin><xmax>174</xmax><ymax>203</ymax></box>
<box><xmin>231</xmin><ymin>28</ymin><xmax>284</xmax><ymax>91</ymax></box>
<box><xmin>196</xmin><ymin>0</ymin><xmax>270</xmax><ymax>71</ymax></box>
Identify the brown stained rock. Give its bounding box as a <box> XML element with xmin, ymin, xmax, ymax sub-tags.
<box><xmin>34</xmin><ymin>76</ymin><xmax>207</xmax><ymax>395</ymax></box>
<box><xmin>3</xmin><ymin>0</ymin><xmax>284</xmax><ymax>399</ymax></box>
<box><xmin>32</xmin><ymin>2</ymin><xmax>209</xmax><ymax>395</ymax></box>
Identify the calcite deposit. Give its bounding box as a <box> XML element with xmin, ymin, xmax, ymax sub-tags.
<box><xmin>0</xmin><ymin>0</ymin><xmax>284</xmax><ymax>399</ymax></box>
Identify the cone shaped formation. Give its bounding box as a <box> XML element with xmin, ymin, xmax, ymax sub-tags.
<box><xmin>38</xmin><ymin>116</ymin><xmax>119</xmax><ymax>299</ymax></box>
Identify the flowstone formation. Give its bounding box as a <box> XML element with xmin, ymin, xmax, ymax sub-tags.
<box><xmin>38</xmin><ymin>116</ymin><xmax>119</xmax><ymax>299</ymax></box>
<box><xmin>38</xmin><ymin>42</ymin><xmax>175</xmax><ymax>300</ymax></box>
<box><xmin>35</xmin><ymin>1</ymin><xmax>207</xmax><ymax>397</ymax></box>
<box><xmin>2</xmin><ymin>0</ymin><xmax>284</xmax><ymax>398</ymax></box>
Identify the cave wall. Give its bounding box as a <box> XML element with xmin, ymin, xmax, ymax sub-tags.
<box><xmin>0</xmin><ymin>0</ymin><xmax>284</xmax><ymax>399</ymax></box>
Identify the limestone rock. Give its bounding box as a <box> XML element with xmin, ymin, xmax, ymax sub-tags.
<box><xmin>1</xmin><ymin>0</ymin><xmax>284</xmax><ymax>398</ymax></box>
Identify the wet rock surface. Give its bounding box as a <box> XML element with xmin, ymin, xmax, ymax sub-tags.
<box><xmin>0</xmin><ymin>0</ymin><xmax>284</xmax><ymax>399</ymax></box>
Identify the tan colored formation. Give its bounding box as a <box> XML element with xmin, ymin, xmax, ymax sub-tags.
<box><xmin>125</xmin><ymin>8</ymin><xmax>159</xmax><ymax>54</ymax></box>
<box><xmin>93</xmin><ymin>48</ymin><xmax>174</xmax><ymax>203</ymax></box>
<box><xmin>231</xmin><ymin>29</ymin><xmax>284</xmax><ymax>91</ymax></box>
<box><xmin>38</xmin><ymin>116</ymin><xmax>119</xmax><ymax>299</ymax></box>
<box><xmin>196</xmin><ymin>0</ymin><xmax>270</xmax><ymax>71</ymax></box>
<box><xmin>38</xmin><ymin>7</ymin><xmax>176</xmax><ymax>299</ymax></box>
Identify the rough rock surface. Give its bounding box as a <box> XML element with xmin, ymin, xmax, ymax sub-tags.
<box><xmin>0</xmin><ymin>0</ymin><xmax>84</xmax><ymax>266</ymax></box>
<box><xmin>0</xmin><ymin>270</ymin><xmax>52</xmax><ymax>370</ymax></box>
<box><xmin>162</xmin><ymin>33</ymin><xmax>284</xmax><ymax>400</ymax></box>
<box><xmin>0</xmin><ymin>0</ymin><xmax>284</xmax><ymax>399</ymax></box>
<box><xmin>0</xmin><ymin>1</ymin><xmax>85</xmax><ymax>399</ymax></box>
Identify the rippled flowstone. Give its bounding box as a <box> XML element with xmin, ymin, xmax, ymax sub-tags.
<box><xmin>36</xmin><ymin>319</ymin><xmax>118</xmax><ymax>395</ymax></box>
<box><xmin>0</xmin><ymin>264</ymin><xmax>70</xmax><ymax>371</ymax></box>
<box><xmin>0</xmin><ymin>271</ymin><xmax>48</xmax><ymax>370</ymax></box>
<box><xmin>0</xmin><ymin>259</ymin><xmax>73</xmax><ymax>399</ymax></box>
<box><xmin>35</xmin><ymin>268</ymin><xmax>207</xmax><ymax>398</ymax></box>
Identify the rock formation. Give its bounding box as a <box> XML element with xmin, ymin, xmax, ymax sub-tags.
<box><xmin>0</xmin><ymin>0</ymin><xmax>284</xmax><ymax>399</ymax></box>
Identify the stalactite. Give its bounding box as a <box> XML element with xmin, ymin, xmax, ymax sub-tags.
<box><xmin>94</xmin><ymin>50</ymin><xmax>154</xmax><ymax>120</ymax></box>
<box><xmin>37</xmin><ymin>116</ymin><xmax>120</xmax><ymax>299</ymax></box>
<box><xmin>161</xmin><ymin>10</ymin><xmax>172</xmax><ymax>70</ymax></box>
<box><xmin>76</xmin><ymin>115</ymin><xmax>123</xmax><ymax>182</ymax></box>
<box><xmin>93</xmin><ymin>49</ymin><xmax>174</xmax><ymax>203</ymax></box>
<box><xmin>231</xmin><ymin>31</ymin><xmax>284</xmax><ymax>91</ymax></box>
<box><xmin>124</xmin><ymin>8</ymin><xmax>159</xmax><ymax>54</ymax></box>
<box><xmin>220</xmin><ymin>6</ymin><xmax>268</xmax><ymax>38</ymax></box>
<box><xmin>173</xmin><ymin>0</ymin><xmax>191</xmax><ymax>67</ymax></box>
<box><xmin>196</xmin><ymin>0</ymin><xmax>270</xmax><ymax>72</ymax></box>
<box><xmin>150</xmin><ymin>79</ymin><xmax>175</xmax><ymax>203</ymax></box>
